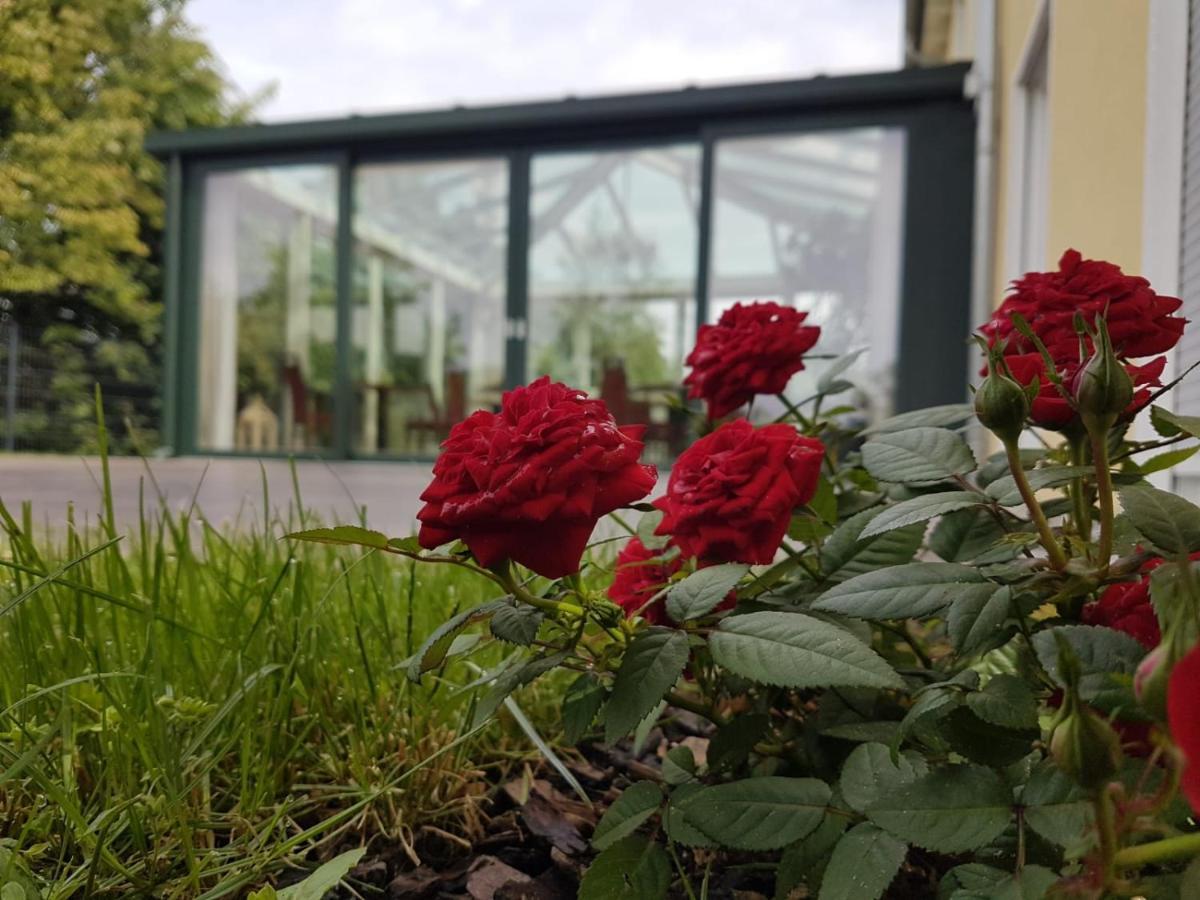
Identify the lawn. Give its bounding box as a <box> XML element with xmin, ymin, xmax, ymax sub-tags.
<box><xmin>0</xmin><ymin>459</ymin><xmax>571</xmax><ymax>898</ymax></box>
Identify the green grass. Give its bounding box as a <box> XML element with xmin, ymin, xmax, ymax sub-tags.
<box><xmin>0</xmin><ymin>465</ymin><xmax>567</xmax><ymax>898</ymax></box>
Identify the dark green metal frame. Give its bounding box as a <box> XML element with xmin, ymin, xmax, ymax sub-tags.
<box><xmin>150</xmin><ymin>64</ymin><xmax>975</xmax><ymax>459</ymax></box>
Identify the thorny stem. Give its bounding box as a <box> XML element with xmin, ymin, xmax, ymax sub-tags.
<box><xmin>667</xmin><ymin>689</ymin><xmax>729</xmax><ymax>727</ymax></box>
<box><xmin>1090</xmin><ymin>428</ymin><xmax>1116</xmax><ymax>576</ymax></box>
<box><xmin>493</xmin><ymin>564</ymin><xmax>586</xmax><ymax>618</ymax></box>
<box><xmin>1069</xmin><ymin>437</ymin><xmax>1093</xmax><ymax>553</ymax></box>
<box><xmin>1003</xmin><ymin>439</ymin><xmax>1068</xmax><ymax>570</ymax></box>
<box><xmin>1113</xmin><ymin>831</ymin><xmax>1200</xmax><ymax>869</ymax></box>
<box><xmin>1096</xmin><ymin>784</ymin><xmax>1120</xmax><ymax>888</ymax></box>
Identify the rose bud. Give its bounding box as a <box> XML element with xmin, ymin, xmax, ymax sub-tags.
<box><xmin>974</xmin><ymin>355</ymin><xmax>1030</xmax><ymax>444</ymax></box>
<box><xmin>1073</xmin><ymin>319</ymin><xmax>1134</xmax><ymax>433</ymax></box>
<box><xmin>1135</xmin><ymin>643</ymin><xmax>1171</xmax><ymax>722</ymax></box>
<box><xmin>1050</xmin><ymin>699</ymin><xmax>1123</xmax><ymax>790</ymax></box>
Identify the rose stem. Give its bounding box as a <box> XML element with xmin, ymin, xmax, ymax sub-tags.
<box><xmin>1004</xmin><ymin>439</ymin><xmax>1068</xmax><ymax>570</ymax></box>
<box><xmin>1112</xmin><ymin>832</ymin><xmax>1200</xmax><ymax>869</ymax></box>
<box><xmin>1090</xmin><ymin>428</ymin><xmax>1116</xmax><ymax>576</ymax></box>
<box><xmin>1069</xmin><ymin>436</ymin><xmax>1093</xmax><ymax>554</ymax></box>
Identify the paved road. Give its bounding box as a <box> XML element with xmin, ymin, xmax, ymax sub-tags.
<box><xmin>0</xmin><ymin>454</ymin><xmax>434</xmax><ymax>537</ymax></box>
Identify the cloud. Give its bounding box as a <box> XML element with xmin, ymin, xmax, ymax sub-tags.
<box><xmin>186</xmin><ymin>0</ymin><xmax>903</xmax><ymax>122</ymax></box>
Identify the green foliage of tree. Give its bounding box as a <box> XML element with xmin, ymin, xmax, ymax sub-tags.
<box><xmin>0</xmin><ymin>0</ymin><xmax>261</xmax><ymax>451</ymax></box>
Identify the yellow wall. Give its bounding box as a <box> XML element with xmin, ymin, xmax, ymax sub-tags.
<box><xmin>989</xmin><ymin>0</ymin><xmax>1149</xmax><ymax>304</ymax></box>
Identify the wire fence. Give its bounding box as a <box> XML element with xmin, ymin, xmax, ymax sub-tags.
<box><xmin>0</xmin><ymin>318</ymin><xmax>160</xmax><ymax>454</ymax></box>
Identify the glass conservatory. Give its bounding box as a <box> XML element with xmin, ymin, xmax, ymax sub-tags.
<box><xmin>146</xmin><ymin>64</ymin><xmax>974</xmax><ymax>459</ymax></box>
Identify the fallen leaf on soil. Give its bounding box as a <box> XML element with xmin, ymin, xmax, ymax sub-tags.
<box><xmin>466</xmin><ymin>856</ymin><xmax>533</xmax><ymax>900</ymax></box>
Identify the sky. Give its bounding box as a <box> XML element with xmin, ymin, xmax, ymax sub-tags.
<box><xmin>185</xmin><ymin>0</ymin><xmax>904</xmax><ymax>123</ymax></box>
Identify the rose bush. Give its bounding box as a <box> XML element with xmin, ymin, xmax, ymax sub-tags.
<box><xmin>296</xmin><ymin>250</ymin><xmax>1200</xmax><ymax>899</ymax></box>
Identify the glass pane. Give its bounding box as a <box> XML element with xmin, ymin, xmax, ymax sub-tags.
<box><xmin>196</xmin><ymin>164</ymin><xmax>338</xmax><ymax>451</ymax></box>
<box><xmin>352</xmin><ymin>159</ymin><xmax>507</xmax><ymax>455</ymax></box>
<box><xmin>710</xmin><ymin>128</ymin><xmax>906</xmax><ymax>422</ymax></box>
<box><xmin>528</xmin><ymin>145</ymin><xmax>700</xmax><ymax>458</ymax></box>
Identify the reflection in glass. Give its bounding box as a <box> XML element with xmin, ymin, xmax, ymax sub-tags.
<box><xmin>197</xmin><ymin>165</ymin><xmax>338</xmax><ymax>451</ymax></box>
<box><xmin>528</xmin><ymin>145</ymin><xmax>700</xmax><ymax>458</ymax></box>
<box><xmin>351</xmin><ymin>159</ymin><xmax>508</xmax><ymax>455</ymax></box>
<box><xmin>710</xmin><ymin>128</ymin><xmax>906</xmax><ymax>422</ymax></box>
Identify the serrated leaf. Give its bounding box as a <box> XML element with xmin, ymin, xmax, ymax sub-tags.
<box><xmin>943</xmin><ymin>707</ymin><xmax>1038</xmax><ymax>767</ymax></box>
<box><xmin>1020</xmin><ymin>759</ymin><xmax>1092</xmax><ymax>847</ymax></box>
<box><xmin>985</xmin><ymin>465</ymin><xmax>1092</xmax><ymax>506</ymax></box>
<box><xmin>578</xmin><ymin>835</ymin><xmax>670</xmax><ymax>900</ymax></box>
<box><xmin>605</xmin><ymin>629</ymin><xmax>689</xmax><ymax>741</ymax></box>
<box><xmin>562</xmin><ymin>673</ymin><xmax>605</xmax><ymax>744</ymax></box>
<box><xmin>592</xmin><ymin>781</ymin><xmax>662</xmax><ymax>850</ymax></box>
<box><xmin>866</xmin><ymin>765</ymin><xmax>1012</xmax><ymax>852</ymax></box>
<box><xmin>666</xmin><ymin>563</ymin><xmax>748</xmax><ymax>622</ymax></box>
<box><xmin>859</xmin><ymin>491</ymin><xmax>985</xmax><ymax>538</ymax></box>
<box><xmin>861</xmin><ymin>427</ymin><xmax>976</xmax><ymax>485</ymax></box>
<box><xmin>708</xmin><ymin>713</ymin><xmax>770</xmax><ymax>772</ymax></box>
<box><xmin>635</xmin><ymin>509</ymin><xmax>670</xmax><ymax>551</ymax></box>
<box><xmin>663</xmin><ymin>782</ymin><xmax>716</xmax><ymax>848</ymax></box>
<box><xmin>813</xmin><ymin>562</ymin><xmax>993</xmax><ymax>620</ymax></box>
<box><xmin>965</xmin><ymin>674</ymin><xmax>1037</xmax><ymax>730</ymax></box>
<box><xmin>387</xmin><ymin>535</ymin><xmax>422</xmax><ymax>553</ymax></box>
<box><xmin>775</xmin><ymin>813</ymin><xmax>848</xmax><ymax>899</ymax></box>
<box><xmin>661</xmin><ymin>746</ymin><xmax>696</xmax><ymax>785</ymax></box>
<box><xmin>678</xmin><ymin>776</ymin><xmax>831</xmax><ymax>850</ymax></box>
<box><xmin>894</xmin><ymin>681</ymin><xmax>967</xmax><ymax>748</ymax></box>
<box><xmin>1032</xmin><ymin>625</ymin><xmax>1146</xmax><ymax>685</ymax></box>
<box><xmin>866</xmin><ymin>403</ymin><xmax>975</xmax><ymax>434</ymax></box>
<box><xmin>489</xmin><ymin>603</ymin><xmax>543</xmax><ymax>645</ymax></box>
<box><xmin>1119</xmin><ymin>483</ymin><xmax>1200</xmax><ymax>555</ymax></box>
<box><xmin>930</xmin><ymin>506</ymin><xmax>1010</xmax><ymax>563</ymax></box>
<box><xmin>1151</xmin><ymin>404</ymin><xmax>1200</xmax><ymax>438</ymax></box>
<box><xmin>838</xmin><ymin>742</ymin><xmax>927</xmax><ymax>813</ymax></box>
<box><xmin>942</xmin><ymin>863</ymin><xmax>1059</xmax><ymax>900</ymax></box>
<box><xmin>820</xmin><ymin>509</ymin><xmax>924</xmax><ymax>583</ymax></box>
<box><xmin>817</xmin><ymin>823</ymin><xmax>907</xmax><ymax>900</ymax></box>
<box><xmin>948</xmin><ymin>586</ymin><xmax>1012</xmax><ymax>655</ymax></box>
<box><xmin>407</xmin><ymin>600</ymin><xmax>505</xmax><ymax>683</ymax></box>
<box><xmin>710</xmin><ymin>612</ymin><xmax>903</xmax><ymax>690</ymax></box>
<box><xmin>285</xmin><ymin>525</ymin><xmax>390</xmax><ymax>550</ymax></box>
<box><xmin>471</xmin><ymin>651</ymin><xmax>567</xmax><ymax>728</ymax></box>
<box><xmin>1139</xmin><ymin>444</ymin><xmax>1200</xmax><ymax>474</ymax></box>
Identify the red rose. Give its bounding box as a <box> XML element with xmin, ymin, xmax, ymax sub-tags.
<box><xmin>416</xmin><ymin>377</ymin><xmax>657</xmax><ymax>579</ymax></box>
<box><xmin>1004</xmin><ymin>353</ymin><xmax>1164</xmax><ymax>430</ymax></box>
<box><xmin>1168</xmin><ymin>641</ymin><xmax>1200</xmax><ymax>814</ymax></box>
<box><xmin>608</xmin><ymin>537</ymin><xmax>682</xmax><ymax>624</ymax></box>
<box><xmin>684</xmin><ymin>301</ymin><xmax>821</xmax><ymax>420</ymax></box>
<box><xmin>1083</xmin><ymin>574</ymin><xmax>1162</xmax><ymax>650</ymax></box>
<box><xmin>653</xmin><ymin>419</ymin><xmax>824</xmax><ymax>565</ymax></box>
<box><xmin>981</xmin><ymin>249</ymin><xmax>1185</xmax><ymax>362</ymax></box>
<box><xmin>608</xmin><ymin>536</ymin><xmax>736</xmax><ymax>624</ymax></box>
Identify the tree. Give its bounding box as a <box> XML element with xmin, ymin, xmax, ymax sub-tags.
<box><xmin>0</xmin><ymin>0</ymin><xmax>261</xmax><ymax>451</ymax></box>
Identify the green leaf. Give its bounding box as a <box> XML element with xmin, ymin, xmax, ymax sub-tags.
<box><xmin>710</xmin><ymin>612</ymin><xmax>903</xmax><ymax>691</ymax></box>
<box><xmin>592</xmin><ymin>781</ymin><xmax>662</xmax><ymax>850</ymax></box>
<box><xmin>678</xmin><ymin>776</ymin><xmax>831</xmax><ymax>850</ymax></box>
<box><xmin>929</xmin><ymin>506</ymin><xmax>1010</xmax><ymax>563</ymax></box>
<box><xmin>489</xmin><ymin>603</ymin><xmax>544</xmax><ymax>645</ymax></box>
<box><xmin>661</xmin><ymin>745</ymin><xmax>696</xmax><ymax>785</ymax></box>
<box><xmin>666</xmin><ymin>563</ymin><xmax>748</xmax><ymax>622</ymax></box>
<box><xmin>1020</xmin><ymin>759</ymin><xmax>1092</xmax><ymax>848</ymax></box>
<box><xmin>406</xmin><ymin>600</ymin><xmax>505</xmax><ymax>683</ymax></box>
<box><xmin>775</xmin><ymin>813</ymin><xmax>847</xmax><ymax>899</ymax></box>
<box><xmin>562</xmin><ymin>673</ymin><xmax>605</xmax><ymax>744</ymax></box>
<box><xmin>1119</xmin><ymin>483</ymin><xmax>1200</xmax><ymax>555</ymax></box>
<box><xmin>817</xmin><ymin>824</ymin><xmax>907</xmax><ymax>900</ymax></box>
<box><xmin>604</xmin><ymin>629</ymin><xmax>689</xmax><ymax>741</ymax></box>
<box><xmin>942</xmin><ymin>863</ymin><xmax>1060</xmax><ymax>900</ymax></box>
<box><xmin>284</xmin><ymin>525</ymin><xmax>390</xmax><ymax>550</ymax></box>
<box><xmin>813</xmin><ymin>562</ymin><xmax>994</xmax><ymax>620</ymax></box>
<box><xmin>894</xmin><ymin>680</ymin><xmax>968</xmax><ymax>748</ymax></box>
<box><xmin>1151</xmin><ymin>404</ymin><xmax>1200</xmax><ymax>438</ymax></box>
<box><xmin>471</xmin><ymin>651</ymin><xmax>568</xmax><ymax>728</ymax></box>
<box><xmin>819</xmin><ymin>509</ymin><xmax>924</xmax><ymax>584</ymax></box>
<box><xmin>1138</xmin><ymin>445</ymin><xmax>1200</xmax><ymax>475</ymax></box>
<box><xmin>861</xmin><ymin>427</ymin><xmax>976</xmax><ymax>485</ymax></box>
<box><xmin>789</xmin><ymin>513</ymin><xmax>835</xmax><ymax>544</ymax></box>
<box><xmin>943</xmin><ymin>707</ymin><xmax>1038</xmax><ymax>767</ymax></box>
<box><xmin>866</xmin><ymin>765</ymin><xmax>1012</xmax><ymax>853</ymax></box>
<box><xmin>387</xmin><ymin>535</ymin><xmax>423</xmax><ymax>553</ymax></box>
<box><xmin>819</xmin><ymin>349</ymin><xmax>865</xmax><ymax>393</ymax></box>
<box><xmin>866</xmin><ymin>403</ymin><xmax>975</xmax><ymax>434</ymax></box>
<box><xmin>985</xmin><ymin>466</ymin><xmax>1091</xmax><ymax>506</ymax></box>
<box><xmin>838</xmin><ymin>742</ymin><xmax>927</xmax><ymax>813</ymax></box>
<box><xmin>1032</xmin><ymin>625</ymin><xmax>1146</xmax><ymax>685</ymax></box>
<box><xmin>663</xmin><ymin>782</ymin><xmax>717</xmax><ymax>848</ymax></box>
<box><xmin>635</xmin><ymin>509</ymin><xmax>670</xmax><ymax>551</ymax></box>
<box><xmin>277</xmin><ymin>848</ymin><xmax>366</xmax><ymax>900</ymax></box>
<box><xmin>708</xmin><ymin>713</ymin><xmax>771</xmax><ymax>772</ymax></box>
<box><xmin>578</xmin><ymin>835</ymin><xmax>670</xmax><ymax>900</ymax></box>
<box><xmin>947</xmin><ymin>586</ymin><xmax>1012</xmax><ymax>655</ymax></box>
<box><xmin>859</xmin><ymin>491</ymin><xmax>985</xmax><ymax>539</ymax></box>
<box><xmin>965</xmin><ymin>674</ymin><xmax>1038</xmax><ymax>730</ymax></box>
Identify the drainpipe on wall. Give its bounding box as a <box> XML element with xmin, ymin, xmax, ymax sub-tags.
<box><xmin>966</xmin><ymin>0</ymin><xmax>998</xmax><ymax>457</ymax></box>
